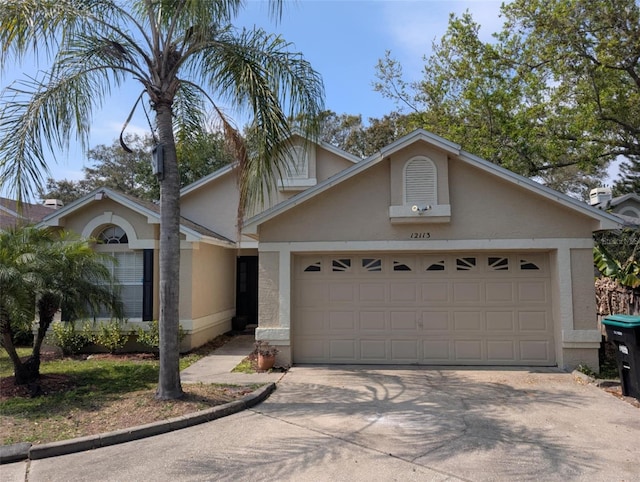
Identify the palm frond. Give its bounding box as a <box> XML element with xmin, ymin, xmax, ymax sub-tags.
<box><xmin>190</xmin><ymin>26</ymin><xmax>324</xmax><ymax>213</ymax></box>
<box><xmin>172</xmin><ymin>82</ymin><xmax>208</xmax><ymax>143</ymax></box>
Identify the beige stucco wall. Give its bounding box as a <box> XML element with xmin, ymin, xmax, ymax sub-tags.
<box><xmin>180</xmin><ymin>142</ymin><xmax>355</xmax><ymax>241</ymax></box>
<box><xmin>315</xmin><ymin>145</ymin><xmax>356</xmax><ymax>181</ymax></box>
<box><xmin>190</xmin><ymin>244</ymin><xmax>235</xmax><ymax>319</ymax></box>
<box><xmin>61</xmin><ymin>199</ymin><xmax>157</xmax><ymax>242</ymax></box>
<box><xmin>259</xmin><ymin>155</ymin><xmax>598</xmax><ymax>243</ymax></box>
<box><xmin>179</xmin><ymin>243</ymin><xmax>236</xmax><ymax>349</ymax></box>
<box><xmin>258</xmin><ymin>251</ymin><xmax>280</xmax><ymax>328</ymax></box>
<box><xmin>180</xmin><ymin>171</ymin><xmax>240</xmax><ymax>242</ymax></box>
<box><xmin>571</xmin><ymin>248</ymin><xmax>597</xmax><ymax>330</ymax></box>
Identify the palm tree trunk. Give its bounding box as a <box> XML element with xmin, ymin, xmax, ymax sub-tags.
<box><xmin>155</xmin><ymin>103</ymin><xmax>184</xmax><ymax>400</ymax></box>
<box><xmin>0</xmin><ymin>312</ymin><xmax>31</xmax><ymax>384</ymax></box>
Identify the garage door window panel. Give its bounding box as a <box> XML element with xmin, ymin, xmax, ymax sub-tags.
<box><xmin>361</xmin><ymin>258</ymin><xmax>382</xmax><ymax>272</ymax></box>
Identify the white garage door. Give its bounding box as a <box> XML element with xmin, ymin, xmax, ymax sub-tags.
<box><xmin>293</xmin><ymin>253</ymin><xmax>555</xmax><ymax>365</ymax></box>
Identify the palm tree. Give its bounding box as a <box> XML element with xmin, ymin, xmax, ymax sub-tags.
<box><xmin>0</xmin><ymin>1</ymin><xmax>324</xmax><ymax>399</ymax></box>
<box><xmin>0</xmin><ymin>226</ymin><xmax>121</xmax><ymax>386</ymax></box>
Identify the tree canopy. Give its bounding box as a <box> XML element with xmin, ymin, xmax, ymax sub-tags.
<box><xmin>40</xmin><ymin>132</ymin><xmax>235</xmax><ymax>203</ymax></box>
<box><xmin>374</xmin><ymin>0</ymin><xmax>640</xmax><ymax>199</ymax></box>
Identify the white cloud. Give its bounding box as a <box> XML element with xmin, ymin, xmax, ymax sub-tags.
<box><xmin>380</xmin><ymin>0</ymin><xmax>507</xmax><ymax>78</ymax></box>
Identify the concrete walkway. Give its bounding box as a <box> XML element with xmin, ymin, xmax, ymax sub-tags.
<box><xmin>180</xmin><ymin>334</ymin><xmax>285</xmax><ymax>385</ymax></box>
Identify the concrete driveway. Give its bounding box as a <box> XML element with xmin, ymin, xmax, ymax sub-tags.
<box><xmin>5</xmin><ymin>367</ymin><xmax>639</xmax><ymax>481</ymax></box>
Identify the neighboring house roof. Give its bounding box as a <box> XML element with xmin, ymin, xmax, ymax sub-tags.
<box><xmin>609</xmin><ymin>192</ymin><xmax>640</xmax><ymax>207</ymax></box>
<box><xmin>592</xmin><ymin>192</ymin><xmax>640</xmax><ymax>222</ymax></box>
<box><xmin>37</xmin><ymin>187</ymin><xmax>234</xmax><ymax>246</ymax></box>
<box><xmin>179</xmin><ymin>134</ymin><xmax>361</xmax><ymax>198</ymax></box>
<box><xmin>244</xmin><ymin>129</ymin><xmax>623</xmax><ymax>233</ymax></box>
<box><xmin>612</xmin><ymin>213</ymin><xmax>640</xmax><ymax>228</ymax></box>
<box><xmin>592</xmin><ymin>192</ymin><xmax>640</xmax><ymax>209</ymax></box>
<box><xmin>0</xmin><ymin>197</ymin><xmax>56</xmax><ymax>229</ymax></box>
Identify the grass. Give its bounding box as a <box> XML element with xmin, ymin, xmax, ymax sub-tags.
<box><xmin>231</xmin><ymin>357</ymin><xmax>255</xmax><ymax>374</ymax></box>
<box><xmin>0</xmin><ymin>335</ymin><xmax>259</xmax><ymax>446</ymax></box>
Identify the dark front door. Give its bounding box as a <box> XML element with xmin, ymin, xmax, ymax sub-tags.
<box><xmin>236</xmin><ymin>256</ymin><xmax>258</xmax><ymax>325</ymax></box>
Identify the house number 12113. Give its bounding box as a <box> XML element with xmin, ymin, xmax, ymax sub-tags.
<box><xmin>410</xmin><ymin>232</ymin><xmax>431</xmax><ymax>239</ymax></box>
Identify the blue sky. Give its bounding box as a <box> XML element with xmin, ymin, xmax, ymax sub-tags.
<box><xmin>0</xmin><ymin>0</ymin><xmax>509</xmax><ymax>186</ymax></box>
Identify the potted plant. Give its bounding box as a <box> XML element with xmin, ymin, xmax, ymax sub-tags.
<box><xmin>255</xmin><ymin>340</ymin><xmax>279</xmax><ymax>371</ymax></box>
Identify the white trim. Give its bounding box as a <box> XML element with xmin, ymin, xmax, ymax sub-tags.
<box><xmin>389</xmin><ymin>204</ymin><xmax>451</xmax><ymax>223</ymax></box>
<box><xmin>81</xmin><ymin>213</ymin><xmax>155</xmax><ymax>249</ymax></box>
<box><xmin>255</xmin><ymin>327</ymin><xmax>290</xmax><ymax>341</ymax></box>
<box><xmin>278</xmin><ymin>177</ymin><xmax>317</xmax><ymax>191</ymax></box>
<box><xmin>258</xmin><ymin>238</ymin><xmax>595</xmax><ymax>252</ymax></box>
<box><xmin>179</xmin><ymin>308</ymin><xmax>235</xmax><ymax>333</ymax></box>
<box><xmin>562</xmin><ymin>330</ymin><xmax>601</xmax><ymax>344</ymax></box>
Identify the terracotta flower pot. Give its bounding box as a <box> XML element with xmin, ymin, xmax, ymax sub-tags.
<box><xmin>257</xmin><ymin>353</ymin><xmax>276</xmax><ymax>371</ymax></box>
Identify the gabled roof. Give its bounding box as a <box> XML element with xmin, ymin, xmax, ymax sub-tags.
<box><xmin>180</xmin><ymin>164</ymin><xmax>235</xmax><ymax>197</ymax></box>
<box><xmin>37</xmin><ymin>187</ymin><xmax>234</xmax><ymax>247</ymax></box>
<box><xmin>0</xmin><ymin>197</ymin><xmax>56</xmax><ymax>229</ymax></box>
<box><xmin>244</xmin><ymin>129</ymin><xmax>622</xmax><ymax>234</ymax></box>
<box><xmin>611</xmin><ymin>192</ymin><xmax>640</xmax><ymax>206</ymax></box>
<box><xmin>179</xmin><ymin>133</ymin><xmax>361</xmax><ymax>198</ymax></box>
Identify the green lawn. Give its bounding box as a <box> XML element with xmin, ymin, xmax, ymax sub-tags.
<box><xmin>0</xmin><ymin>347</ymin><xmax>208</xmax><ymax>445</ymax></box>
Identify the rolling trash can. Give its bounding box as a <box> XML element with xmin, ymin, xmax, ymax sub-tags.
<box><xmin>602</xmin><ymin>314</ymin><xmax>640</xmax><ymax>400</ymax></box>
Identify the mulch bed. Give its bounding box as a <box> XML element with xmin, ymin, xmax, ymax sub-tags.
<box><xmin>1</xmin><ymin>374</ymin><xmax>76</xmax><ymax>400</ymax></box>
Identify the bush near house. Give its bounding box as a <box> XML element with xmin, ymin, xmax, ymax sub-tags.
<box><xmin>46</xmin><ymin>320</ymin><xmax>186</xmax><ymax>355</ymax></box>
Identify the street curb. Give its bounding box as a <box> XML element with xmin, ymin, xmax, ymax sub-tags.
<box><xmin>1</xmin><ymin>382</ymin><xmax>275</xmax><ymax>464</ymax></box>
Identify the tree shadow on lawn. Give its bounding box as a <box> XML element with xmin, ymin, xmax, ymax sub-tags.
<box><xmin>204</xmin><ymin>366</ymin><xmax>615</xmax><ymax>481</ymax></box>
<box><xmin>1</xmin><ymin>362</ymin><xmax>159</xmax><ymax>419</ymax></box>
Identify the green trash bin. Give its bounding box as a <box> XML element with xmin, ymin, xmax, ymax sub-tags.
<box><xmin>602</xmin><ymin>314</ymin><xmax>640</xmax><ymax>400</ymax></box>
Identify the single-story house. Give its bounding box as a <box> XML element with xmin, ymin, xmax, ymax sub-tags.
<box><xmin>38</xmin><ymin>129</ymin><xmax>623</xmax><ymax>371</ymax></box>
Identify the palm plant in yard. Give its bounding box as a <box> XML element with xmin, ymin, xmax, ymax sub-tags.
<box><xmin>0</xmin><ymin>1</ymin><xmax>324</xmax><ymax>399</ymax></box>
<box><xmin>0</xmin><ymin>226</ymin><xmax>121</xmax><ymax>386</ymax></box>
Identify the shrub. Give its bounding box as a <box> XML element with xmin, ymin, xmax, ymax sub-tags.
<box><xmin>49</xmin><ymin>321</ymin><xmax>93</xmax><ymax>355</ymax></box>
<box><xmin>136</xmin><ymin>320</ymin><xmax>185</xmax><ymax>351</ymax></box>
<box><xmin>94</xmin><ymin>320</ymin><xmax>131</xmax><ymax>354</ymax></box>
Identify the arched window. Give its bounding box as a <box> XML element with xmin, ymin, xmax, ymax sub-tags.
<box><xmin>404</xmin><ymin>157</ymin><xmax>437</xmax><ymax>205</ymax></box>
<box><xmin>97</xmin><ymin>225</ymin><xmax>128</xmax><ymax>244</ymax></box>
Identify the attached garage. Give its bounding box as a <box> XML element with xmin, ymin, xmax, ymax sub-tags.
<box><xmin>246</xmin><ymin>129</ymin><xmax>623</xmax><ymax>371</ymax></box>
<box><xmin>292</xmin><ymin>252</ymin><xmax>554</xmax><ymax>365</ymax></box>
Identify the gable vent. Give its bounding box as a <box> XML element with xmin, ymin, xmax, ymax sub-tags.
<box><xmin>405</xmin><ymin>158</ymin><xmax>437</xmax><ymax>205</ymax></box>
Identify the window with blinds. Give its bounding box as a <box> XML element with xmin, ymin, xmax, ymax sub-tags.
<box><xmin>95</xmin><ymin>225</ymin><xmax>144</xmax><ymax>319</ymax></box>
<box><xmin>99</xmin><ymin>251</ymin><xmax>144</xmax><ymax>319</ymax></box>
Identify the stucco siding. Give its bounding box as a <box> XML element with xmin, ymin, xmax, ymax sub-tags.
<box><xmin>259</xmin><ymin>157</ymin><xmax>598</xmax><ymax>243</ymax></box>
<box><xmin>180</xmin><ymin>173</ymin><xmax>240</xmax><ymax>241</ymax></box>
<box><xmin>571</xmin><ymin>248</ymin><xmax>597</xmax><ymax>330</ymax></box>
<box><xmin>259</xmin><ymin>251</ymin><xmax>280</xmax><ymax>328</ymax></box>
<box><xmin>315</xmin><ymin>146</ymin><xmax>357</xmax><ymax>181</ymax></box>
<box><xmin>190</xmin><ymin>244</ymin><xmax>236</xmax><ymax>319</ymax></box>
<box><xmin>62</xmin><ymin>199</ymin><xmax>156</xmax><ymax>241</ymax></box>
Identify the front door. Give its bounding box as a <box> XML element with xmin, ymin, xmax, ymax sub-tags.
<box><xmin>236</xmin><ymin>256</ymin><xmax>258</xmax><ymax>325</ymax></box>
